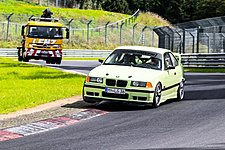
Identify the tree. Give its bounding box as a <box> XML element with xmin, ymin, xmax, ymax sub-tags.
<box><xmin>102</xmin><ymin>0</ymin><xmax>129</xmax><ymax>13</ymax></box>
<box><xmin>196</xmin><ymin>0</ymin><xmax>225</xmax><ymax>20</ymax></box>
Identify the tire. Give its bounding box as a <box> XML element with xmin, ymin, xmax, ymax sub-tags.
<box><xmin>177</xmin><ymin>81</ymin><xmax>185</xmax><ymax>101</ymax></box>
<box><xmin>153</xmin><ymin>83</ymin><xmax>162</xmax><ymax>108</ymax></box>
<box><xmin>56</xmin><ymin>58</ymin><xmax>62</xmax><ymax>64</ymax></box>
<box><xmin>23</xmin><ymin>56</ymin><xmax>29</xmax><ymax>62</ymax></box>
<box><xmin>18</xmin><ymin>56</ymin><xmax>23</xmax><ymax>61</ymax></box>
<box><xmin>18</xmin><ymin>49</ymin><xmax>23</xmax><ymax>61</ymax></box>
<box><xmin>22</xmin><ymin>51</ymin><xmax>29</xmax><ymax>62</ymax></box>
<box><xmin>46</xmin><ymin>59</ymin><xmax>51</xmax><ymax>64</ymax></box>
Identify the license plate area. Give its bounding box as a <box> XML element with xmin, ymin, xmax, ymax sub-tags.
<box><xmin>38</xmin><ymin>51</ymin><xmax>50</xmax><ymax>55</ymax></box>
<box><xmin>105</xmin><ymin>88</ymin><xmax>125</xmax><ymax>95</ymax></box>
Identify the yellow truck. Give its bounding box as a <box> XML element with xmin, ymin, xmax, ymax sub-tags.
<box><xmin>17</xmin><ymin>10</ymin><xmax>69</xmax><ymax>64</ymax></box>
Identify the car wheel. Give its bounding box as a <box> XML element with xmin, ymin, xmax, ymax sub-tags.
<box><xmin>177</xmin><ymin>81</ymin><xmax>184</xmax><ymax>101</ymax></box>
<box><xmin>153</xmin><ymin>83</ymin><xmax>162</xmax><ymax>108</ymax></box>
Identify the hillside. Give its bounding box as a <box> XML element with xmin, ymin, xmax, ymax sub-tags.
<box><xmin>0</xmin><ymin>0</ymin><xmax>170</xmax><ymax>49</ymax></box>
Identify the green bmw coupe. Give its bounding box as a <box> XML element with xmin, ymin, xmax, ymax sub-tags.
<box><xmin>83</xmin><ymin>46</ymin><xmax>185</xmax><ymax>107</ymax></box>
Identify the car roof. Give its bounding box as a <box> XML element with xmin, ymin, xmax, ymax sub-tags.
<box><xmin>115</xmin><ymin>46</ymin><xmax>171</xmax><ymax>54</ymax></box>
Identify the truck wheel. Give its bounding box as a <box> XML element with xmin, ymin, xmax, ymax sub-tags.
<box><xmin>56</xmin><ymin>58</ymin><xmax>62</xmax><ymax>64</ymax></box>
<box><xmin>18</xmin><ymin>56</ymin><xmax>23</xmax><ymax>61</ymax></box>
<box><xmin>18</xmin><ymin>49</ymin><xmax>23</xmax><ymax>61</ymax></box>
<box><xmin>46</xmin><ymin>59</ymin><xmax>51</xmax><ymax>64</ymax></box>
<box><xmin>23</xmin><ymin>56</ymin><xmax>29</xmax><ymax>62</ymax></box>
<box><xmin>23</xmin><ymin>58</ymin><xmax>29</xmax><ymax>62</ymax></box>
<box><xmin>50</xmin><ymin>58</ymin><xmax>56</xmax><ymax>64</ymax></box>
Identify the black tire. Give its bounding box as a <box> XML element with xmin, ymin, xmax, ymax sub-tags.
<box><xmin>23</xmin><ymin>57</ymin><xmax>29</xmax><ymax>62</ymax></box>
<box><xmin>153</xmin><ymin>83</ymin><xmax>162</xmax><ymax>108</ymax></box>
<box><xmin>56</xmin><ymin>58</ymin><xmax>62</xmax><ymax>64</ymax></box>
<box><xmin>18</xmin><ymin>49</ymin><xmax>23</xmax><ymax>61</ymax></box>
<box><xmin>177</xmin><ymin>81</ymin><xmax>185</xmax><ymax>101</ymax></box>
<box><xmin>46</xmin><ymin>59</ymin><xmax>51</xmax><ymax>64</ymax></box>
<box><xmin>18</xmin><ymin>56</ymin><xmax>23</xmax><ymax>61</ymax></box>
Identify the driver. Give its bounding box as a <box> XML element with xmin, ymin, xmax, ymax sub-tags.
<box><xmin>122</xmin><ymin>54</ymin><xmax>135</xmax><ymax>64</ymax></box>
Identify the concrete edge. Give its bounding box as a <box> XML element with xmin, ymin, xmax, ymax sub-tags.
<box><xmin>0</xmin><ymin>95</ymin><xmax>82</xmax><ymax>121</ymax></box>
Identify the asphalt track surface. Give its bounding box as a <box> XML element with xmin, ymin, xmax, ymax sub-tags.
<box><xmin>1</xmin><ymin>60</ymin><xmax>225</xmax><ymax>150</ymax></box>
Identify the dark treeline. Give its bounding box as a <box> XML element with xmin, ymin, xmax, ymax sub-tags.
<box><xmin>64</xmin><ymin>0</ymin><xmax>225</xmax><ymax>23</ymax></box>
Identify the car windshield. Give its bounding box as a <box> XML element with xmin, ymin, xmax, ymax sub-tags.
<box><xmin>103</xmin><ymin>49</ymin><xmax>162</xmax><ymax>70</ymax></box>
<box><xmin>28</xmin><ymin>26</ymin><xmax>63</xmax><ymax>39</ymax></box>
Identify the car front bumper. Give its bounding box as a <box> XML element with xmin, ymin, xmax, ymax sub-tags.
<box><xmin>83</xmin><ymin>84</ymin><xmax>155</xmax><ymax>104</ymax></box>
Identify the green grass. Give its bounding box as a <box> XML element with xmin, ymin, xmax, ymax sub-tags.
<box><xmin>0</xmin><ymin>0</ymin><xmax>170</xmax><ymax>49</ymax></box>
<box><xmin>0</xmin><ymin>57</ymin><xmax>85</xmax><ymax>114</ymax></box>
<box><xmin>0</xmin><ymin>0</ymin><xmax>129</xmax><ymax>24</ymax></box>
<box><xmin>184</xmin><ymin>67</ymin><xmax>225</xmax><ymax>73</ymax></box>
<box><xmin>63</xmin><ymin>57</ymin><xmax>102</xmax><ymax>60</ymax></box>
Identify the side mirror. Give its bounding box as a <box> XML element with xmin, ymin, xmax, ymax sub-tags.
<box><xmin>98</xmin><ymin>59</ymin><xmax>104</xmax><ymax>64</ymax></box>
<box><xmin>21</xmin><ymin>25</ymin><xmax>25</xmax><ymax>36</ymax></box>
<box><xmin>66</xmin><ymin>28</ymin><xmax>69</xmax><ymax>39</ymax></box>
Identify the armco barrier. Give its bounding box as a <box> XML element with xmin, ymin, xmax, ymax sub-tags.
<box><xmin>0</xmin><ymin>48</ymin><xmax>112</xmax><ymax>58</ymax></box>
<box><xmin>0</xmin><ymin>48</ymin><xmax>225</xmax><ymax>68</ymax></box>
<box><xmin>182</xmin><ymin>53</ymin><xmax>225</xmax><ymax>68</ymax></box>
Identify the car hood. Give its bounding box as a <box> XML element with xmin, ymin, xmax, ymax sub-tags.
<box><xmin>88</xmin><ymin>65</ymin><xmax>162</xmax><ymax>81</ymax></box>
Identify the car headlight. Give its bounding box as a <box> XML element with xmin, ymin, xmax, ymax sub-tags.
<box><xmin>86</xmin><ymin>76</ymin><xmax>103</xmax><ymax>83</ymax></box>
<box><xmin>131</xmin><ymin>81</ymin><xmax>153</xmax><ymax>88</ymax></box>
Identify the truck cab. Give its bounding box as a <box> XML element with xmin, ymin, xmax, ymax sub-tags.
<box><xmin>18</xmin><ymin>15</ymin><xmax>69</xmax><ymax>64</ymax></box>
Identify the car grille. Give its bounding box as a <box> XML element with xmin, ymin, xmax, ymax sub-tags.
<box><xmin>102</xmin><ymin>92</ymin><xmax>129</xmax><ymax>99</ymax></box>
<box><xmin>106</xmin><ymin>79</ymin><xmax>127</xmax><ymax>87</ymax></box>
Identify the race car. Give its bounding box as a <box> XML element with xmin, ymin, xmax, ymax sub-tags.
<box><xmin>83</xmin><ymin>46</ymin><xmax>185</xmax><ymax>107</ymax></box>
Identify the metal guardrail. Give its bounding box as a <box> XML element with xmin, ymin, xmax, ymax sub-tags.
<box><xmin>0</xmin><ymin>48</ymin><xmax>112</xmax><ymax>58</ymax></box>
<box><xmin>0</xmin><ymin>48</ymin><xmax>225</xmax><ymax>68</ymax></box>
<box><xmin>182</xmin><ymin>53</ymin><xmax>225</xmax><ymax>68</ymax></box>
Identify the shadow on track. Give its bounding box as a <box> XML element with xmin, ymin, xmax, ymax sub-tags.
<box><xmin>62</xmin><ymin>99</ymin><xmax>179</xmax><ymax>112</ymax></box>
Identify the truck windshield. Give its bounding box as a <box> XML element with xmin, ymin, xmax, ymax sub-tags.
<box><xmin>28</xmin><ymin>26</ymin><xmax>63</xmax><ymax>39</ymax></box>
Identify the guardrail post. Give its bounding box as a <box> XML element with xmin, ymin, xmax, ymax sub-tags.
<box><xmin>120</xmin><ymin>22</ymin><xmax>125</xmax><ymax>45</ymax></box>
<box><xmin>105</xmin><ymin>21</ymin><xmax>110</xmax><ymax>45</ymax></box>
<box><xmin>87</xmin><ymin>20</ymin><xmax>92</xmax><ymax>44</ymax></box>
<box><xmin>132</xmin><ymin>23</ymin><xmax>137</xmax><ymax>45</ymax></box>
<box><xmin>6</xmin><ymin>13</ymin><xmax>13</xmax><ymax>41</ymax></box>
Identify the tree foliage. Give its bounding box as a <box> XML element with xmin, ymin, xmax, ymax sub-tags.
<box><xmin>64</xmin><ymin>0</ymin><xmax>225</xmax><ymax>23</ymax></box>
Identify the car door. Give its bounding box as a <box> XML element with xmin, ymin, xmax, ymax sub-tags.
<box><xmin>168</xmin><ymin>52</ymin><xmax>181</xmax><ymax>92</ymax></box>
<box><xmin>162</xmin><ymin>52</ymin><xmax>179</xmax><ymax>97</ymax></box>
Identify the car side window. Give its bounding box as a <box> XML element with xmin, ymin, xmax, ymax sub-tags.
<box><xmin>169</xmin><ymin>53</ymin><xmax>178</xmax><ymax>67</ymax></box>
<box><xmin>164</xmin><ymin>53</ymin><xmax>173</xmax><ymax>70</ymax></box>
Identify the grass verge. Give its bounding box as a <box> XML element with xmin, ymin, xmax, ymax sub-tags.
<box><xmin>184</xmin><ymin>67</ymin><xmax>225</xmax><ymax>73</ymax></box>
<box><xmin>0</xmin><ymin>57</ymin><xmax>85</xmax><ymax>114</ymax></box>
<box><xmin>62</xmin><ymin>57</ymin><xmax>102</xmax><ymax>61</ymax></box>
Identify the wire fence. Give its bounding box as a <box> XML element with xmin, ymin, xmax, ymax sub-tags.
<box><xmin>153</xmin><ymin>16</ymin><xmax>225</xmax><ymax>54</ymax></box>
<box><xmin>1</xmin><ymin>9</ymin><xmax>225</xmax><ymax>54</ymax></box>
<box><xmin>0</xmin><ymin>10</ymin><xmax>160</xmax><ymax>48</ymax></box>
